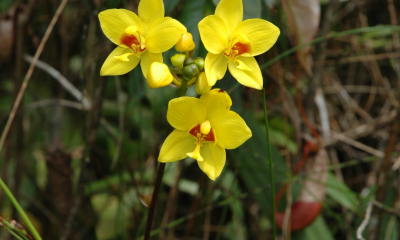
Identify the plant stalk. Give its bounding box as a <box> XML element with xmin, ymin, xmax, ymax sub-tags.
<box><xmin>144</xmin><ymin>80</ymin><xmax>188</xmax><ymax>240</ymax></box>
<box><xmin>0</xmin><ymin>178</ymin><xmax>42</xmax><ymax>240</ymax></box>
<box><xmin>262</xmin><ymin>88</ymin><xmax>276</xmax><ymax>240</ymax></box>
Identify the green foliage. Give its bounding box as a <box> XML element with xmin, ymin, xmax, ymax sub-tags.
<box><xmin>326</xmin><ymin>173</ymin><xmax>360</xmax><ymax>213</ymax></box>
<box><xmin>0</xmin><ymin>0</ymin><xmax>12</xmax><ymax>12</ymax></box>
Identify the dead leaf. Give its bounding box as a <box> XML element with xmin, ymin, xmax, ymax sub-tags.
<box><xmin>0</xmin><ymin>5</ymin><xmax>18</xmax><ymax>63</ymax></box>
<box><xmin>140</xmin><ymin>194</ymin><xmax>152</xmax><ymax>208</ymax></box>
<box><xmin>300</xmin><ymin>148</ymin><xmax>329</xmax><ymax>202</ymax></box>
<box><xmin>281</xmin><ymin>0</ymin><xmax>321</xmax><ymax>76</ymax></box>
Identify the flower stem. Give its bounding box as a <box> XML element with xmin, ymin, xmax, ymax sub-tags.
<box><xmin>144</xmin><ymin>162</ymin><xmax>166</xmax><ymax>240</ymax></box>
<box><xmin>0</xmin><ymin>178</ymin><xmax>42</xmax><ymax>240</ymax></box>
<box><xmin>177</xmin><ymin>79</ymin><xmax>188</xmax><ymax>98</ymax></box>
<box><xmin>262</xmin><ymin>88</ymin><xmax>276</xmax><ymax>239</ymax></box>
<box><xmin>144</xmin><ymin>81</ymin><xmax>188</xmax><ymax>240</ymax></box>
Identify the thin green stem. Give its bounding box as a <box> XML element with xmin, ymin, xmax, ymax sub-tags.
<box><xmin>177</xmin><ymin>79</ymin><xmax>188</xmax><ymax>98</ymax></box>
<box><xmin>1</xmin><ymin>219</ymin><xmax>30</xmax><ymax>240</ymax></box>
<box><xmin>262</xmin><ymin>88</ymin><xmax>276</xmax><ymax>239</ymax></box>
<box><xmin>8</xmin><ymin>231</ymin><xmax>25</xmax><ymax>240</ymax></box>
<box><xmin>0</xmin><ymin>178</ymin><xmax>42</xmax><ymax>240</ymax></box>
<box><xmin>143</xmin><ymin>81</ymin><xmax>188</xmax><ymax>240</ymax></box>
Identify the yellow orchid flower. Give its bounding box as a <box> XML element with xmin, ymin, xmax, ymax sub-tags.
<box><xmin>198</xmin><ymin>0</ymin><xmax>280</xmax><ymax>90</ymax></box>
<box><xmin>158</xmin><ymin>89</ymin><xmax>252</xmax><ymax>180</ymax></box>
<box><xmin>99</xmin><ymin>0</ymin><xmax>187</xmax><ymax>77</ymax></box>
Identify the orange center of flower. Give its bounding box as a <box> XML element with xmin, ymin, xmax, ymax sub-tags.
<box><xmin>187</xmin><ymin>121</ymin><xmax>215</xmax><ymax>161</ymax></box>
<box><xmin>224</xmin><ymin>41</ymin><xmax>252</xmax><ymax>60</ymax></box>
<box><xmin>224</xmin><ymin>33</ymin><xmax>253</xmax><ymax>62</ymax></box>
<box><xmin>119</xmin><ymin>26</ymin><xmax>146</xmax><ymax>55</ymax></box>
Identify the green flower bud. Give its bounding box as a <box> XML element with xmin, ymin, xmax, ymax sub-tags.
<box><xmin>184</xmin><ymin>57</ymin><xmax>194</xmax><ymax>66</ymax></box>
<box><xmin>193</xmin><ymin>57</ymin><xmax>205</xmax><ymax>71</ymax></box>
<box><xmin>171</xmin><ymin>54</ymin><xmax>186</xmax><ymax>69</ymax></box>
<box><xmin>195</xmin><ymin>72</ymin><xmax>211</xmax><ymax>95</ymax></box>
<box><xmin>182</xmin><ymin>63</ymin><xmax>199</xmax><ymax>81</ymax></box>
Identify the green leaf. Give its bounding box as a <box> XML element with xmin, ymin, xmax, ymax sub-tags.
<box><xmin>269</xmin><ymin>127</ymin><xmax>298</xmax><ymax>153</ymax></box>
<box><xmin>378</xmin><ymin>186</ymin><xmax>400</xmax><ymax>240</ymax></box>
<box><xmin>164</xmin><ymin>0</ymin><xmax>181</xmax><ymax>15</ymax></box>
<box><xmin>228</xmin><ymin>112</ymin><xmax>286</xmax><ymax>217</ymax></box>
<box><xmin>326</xmin><ymin>173</ymin><xmax>360</xmax><ymax>212</ymax></box>
<box><xmin>0</xmin><ymin>0</ymin><xmax>13</xmax><ymax>12</ymax></box>
<box><xmin>107</xmin><ymin>0</ymin><xmax>122</xmax><ymax>8</ymax></box>
<box><xmin>292</xmin><ymin>215</ymin><xmax>335</xmax><ymax>240</ymax></box>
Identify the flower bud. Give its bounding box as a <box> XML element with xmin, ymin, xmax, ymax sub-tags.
<box><xmin>193</xmin><ymin>57</ymin><xmax>205</xmax><ymax>71</ymax></box>
<box><xmin>146</xmin><ymin>62</ymin><xmax>174</xmax><ymax>89</ymax></box>
<box><xmin>171</xmin><ymin>53</ymin><xmax>186</xmax><ymax>69</ymax></box>
<box><xmin>175</xmin><ymin>32</ymin><xmax>195</xmax><ymax>52</ymax></box>
<box><xmin>195</xmin><ymin>72</ymin><xmax>211</xmax><ymax>95</ymax></box>
<box><xmin>182</xmin><ymin>63</ymin><xmax>199</xmax><ymax>81</ymax></box>
<box><xmin>184</xmin><ymin>57</ymin><xmax>194</xmax><ymax>66</ymax></box>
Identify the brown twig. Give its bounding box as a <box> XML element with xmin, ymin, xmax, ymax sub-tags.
<box><xmin>23</xmin><ymin>54</ymin><xmax>92</xmax><ymax>109</ymax></box>
<box><xmin>322</xmin><ymin>109</ymin><xmax>397</xmax><ymax>147</ymax></box>
<box><xmin>0</xmin><ymin>0</ymin><xmax>70</xmax><ymax>154</ymax></box>
<box><xmin>23</xmin><ymin>99</ymin><xmax>85</xmax><ymax>111</ymax></box>
<box><xmin>203</xmin><ymin>183</ymin><xmax>213</xmax><ymax>240</ymax></box>
<box><xmin>160</xmin><ymin>161</ymin><xmax>183</xmax><ymax>238</ymax></box>
<box><xmin>144</xmin><ymin>162</ymin><xmax>166</xmax><ymax>240</ymax></box>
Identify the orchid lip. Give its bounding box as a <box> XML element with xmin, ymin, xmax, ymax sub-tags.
<box><xmin>186</xmin><ymin>121</ymin><xmax>216</xmax><ymax>162</ymax></box>
<box><xmin>188</xmin><ymin>123</ymin><xmax>215</xmax><ymax>143</ymax></box>
<box><xmin>224</xmin><ymin>40</ymin><xmax>252</xmax><ymax>60</ymax></box>
<box><xmin>119</xmin><ymin>27</ymin><xmax>146</xmax><ymax>55</ymax></box>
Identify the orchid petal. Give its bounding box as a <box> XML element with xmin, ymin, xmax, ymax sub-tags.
<box><xmin>145</xmin><ymin>17</ymin><xmax>187</xmax><ymax>53</ymax></box>
<box><xmin>209</xmin><ymin>110</ymin><xmax>252</xmax><ymax>149</ymax></box>
<box><xmin>228</xmin><ymin>56</ymin><xmax>263</xmax><ymax>90</ymax></box>
<box><xmin>198</xmin><ymin>15</ymin><xmax>228</xmax><ymax>54</ymax></box>
<box><xmin>138</xmin><ymin>0</ymin><xmax>164</xmax><ymax>32</ymax></box>
<box><xmin>198</xmin><ymin>142</ymin><xmax>226</xmax><ymax>180</ymax></box>
<box><xmin>215</xmin><ymin>0</ymin><xmax>243</xmax><ymax>37</ymax></box>
<box><xmin>167</xmin><ymin>97</ymin><xmax>207</xmax><ymax>131</ymax></box>
<box><xmin>204</xmin><ymin>52</ymin><xmax>228</xmax><ymax>86</ymax></box>
<box><xmin>231</xmin><ymin>19</ymin><xmax>280</xmax><ymax>56</ymax></box>
<box><xmin>100</xmin><ymin>47</ymin><xmax>140</xmax><ymax>76</ymax></box>
<box><xmin>200</xmin><ymin>89</ymin><xmax>232</xmax><ymax>119</ymax></box>
<box><xmin>99</xmin><ymin>9</ymin><xmax>144</xmax><ymax>46</ymax></box>
<box><xmin>158</xmin><ymin>130</ymin><xmax>196</xmax><ymax>163</ymax></box>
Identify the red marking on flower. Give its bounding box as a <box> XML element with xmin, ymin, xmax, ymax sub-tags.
<box><xmin>120</xmin><ymin>34</ymin><xmax>145</xmax><ymax>52</ymax></box>
<box><xmin>189</xmin><ymin>124</ymin><xmax>215</xmax><ymax>142</ymax></box>
<box><xmin>231</xmin><ymin>42</ymin><xmax>251</xmax><ymax>55</ymax></box>
<box><xmin>218</xmin><ymin>89</ymin><xmax>225</xmax><ymax>93</ymax></box>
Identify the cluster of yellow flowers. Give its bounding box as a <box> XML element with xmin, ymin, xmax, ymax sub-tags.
<box><xmin>99</xmin><ymin>0</ymin><xmax>280</xmax><ymax>180</ymax></box>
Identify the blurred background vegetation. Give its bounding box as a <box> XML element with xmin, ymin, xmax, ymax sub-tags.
<box><xmin>1</xmin><ymin>0</ymin><xmax>400</xmax><ymax>239</ymax></box>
